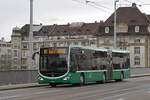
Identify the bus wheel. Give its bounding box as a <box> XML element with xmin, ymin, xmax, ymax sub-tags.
<box><xmin>116</xmin><ymin>73</ymin><xmax>123</xmax><ymax>82</ymax></box>
<box><xmin>120</xmin><ymin>73</ymin><xmax>124</xmax><ymax>81</ymax></box>
<box><xmin>80</xmin><ymin>75</ymin><xmax>84</xmax><ymax>86</ymax></box>
<box><xmin>102</xmin><ymin>73</ymin><xmax>106</xmax><ymax>83</ymax></box>
<box><xmin>50</xmin><ymin>83</ymin><xmax>56</xmax><ymax>87</ymax></box>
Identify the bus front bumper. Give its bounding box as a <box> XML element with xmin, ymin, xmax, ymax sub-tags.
<box><xmin>38</xmin><ymin>76</ymin><xmax>72</xmax><ymax>84</ymax></box>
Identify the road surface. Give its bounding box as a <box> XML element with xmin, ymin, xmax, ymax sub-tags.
<box><xmin>0</xmin><ymin>76</ymin><xmax>150</xmax><ymax>100</ymax></box>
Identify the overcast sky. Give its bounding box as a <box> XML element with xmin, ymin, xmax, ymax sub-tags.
<box><xmin>0</xmin><ymin>0</ymin><xmax>150</xmax><ymax>41</ymax></box>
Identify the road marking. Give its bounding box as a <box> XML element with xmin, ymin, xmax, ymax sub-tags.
<box><xmin>98</xmin><ymin>88</ymin><xmax>150</xmax><ymax>100</ymax></box>
<box><xmin>0</xmin><ymin>95</ymin><xmax>21</xmax><ymax>100</ymax></box>
<box><xmin>33</xmin><ymin>90</ymin><xmax>62</xmax><ymax>95</ymax></box>
<box><xmin>0</xmin><ymin>89</ymin><xmax>62</xmax><ymax>100</ymax></box>
<box><xmin>70</xmin><ymin>86</ymin><xmax>150</xmax><ymax>100</ymax></box>
<box><xmin>117</xmin><ymin>98</ymin><xmax>125</xmax><ymax>100</ymax></box>
<box><xmin>70</xmin><ymin>87</ymin><xmax>137</xmax><ymax>100</ymax></box>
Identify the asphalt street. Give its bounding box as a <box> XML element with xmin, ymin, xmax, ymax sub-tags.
<box><xmin>0</xmin><ymin>76</ymin><xmax>150</xmax><ymax>100</ymax></box>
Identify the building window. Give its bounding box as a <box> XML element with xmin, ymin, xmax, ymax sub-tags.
<box><xmin>105</xmin><ymin>27</ymin><xmax>109</xmax><ymax>33</ymax></box>
<box><xmin>13</xmin><ymin>43</ymin><xmax>18</xmax><ymax>49</ymax></box>
<box><xmin>90</xmin><ymin>41</ymin><xmax>95</xmax><ymax>45</ymax></box>
<box><xmin>81</xmin><ymin>42</ymin><xmax>86</xmax><ymax>46</ymax></box>
<box><xmin>120</xmin><ymin>47</ymin><xmax>126</xmax><ymax>50</ymax></box>
<box><xmin>7</xmin><ymin>44</ymin><xmax>11</xmax><ymax>47</ymax></box>
<box><xmin>22</xmin><ymin>51</ymin><xmax>26</xmax><ymax>57</ymax></box>
<box><xmin>33</xmin><ymin>43</ymin><xmax>37</xmax><ymax>49</ymax></box>
<box><xmin>104</xmin><ymin>38</ymin><xmax>110</xmax><ymax>43</ymax></box>
<box><xmin>22</xmin><ymin>43</ymin><xmax>28</xmax><ymax>49</ymax></box>
<box><xmin>134</xmin><ymin>57</ymin><xmax>140</xmax><ymax>65</ymax></box>
<box><xmin>53</xmin><ymin>43</ymin><xmax>57</xmax><ymax>47</ymax></box>
<box><xmin>134</xmin><ymin>39</ymin><xmax>140</xmax><ymax>43</ymax></box>
<box><xmin>13</xmin><ymin>37</ymin><xmax>18</xmax><ymax>41</ymax></box>
<box><xmin>58</xmin><ymin>42</ymin><xmax>64</xmax><ymax>46</ymax></box>
<box><xmin>8</xmin><ymin>55</ymin><xmax>11</xmax><ymax>58</ymax></box>
<box><xmin>22</xmin><ymin>37</ymin><xmax>25</xmax><ymax>41</ymax></box>
<box><xmin>2</xmin><ymin>44</ymin><xmax>6</xmax><ymax>47</ymax></box>
<box><xmin>67</xmin><ymin>42</ymin><xmax>70</xmax><ymax>46</ymax></box>
<box><xmin>117</xmin><ymin>24</ymin><xmax>128</xmax><ymax>33</ymax></box>
<box><xmin>104</xmin><ymin>47</ymin><xmax>109</xmax><ymax>49</ymax></box>
<box><xmin>74</xmin><ymin>42</ymin><xmax>78</xmax><ymax>45</ymax></box>
<box><xmin>135</xmin><ymin>26</ymin><xmax>139</xmax><ymax>32</ymax></box>
<box><xmin>8</xmin><ymin>49</ymin><xmax>11</xmax><ymax>54</ymax></box>
<box><xmin>22</xmin><ymin>59</ymin><xmax>27</xmax><ymax>65</ymax></box>
<box><xmin>14</xmin><ymin>50</ymin><xmax>18</xmax><ymax>57</ymax></box>
<box><xmin>14</xmin><ymin>58</ymin><xmax>18</xmax><ymax>64</ymax></box>
<box><xmin>134</xmin><ymin>47</ymin><xmax>140</xmax><ymax>54</ymax></box>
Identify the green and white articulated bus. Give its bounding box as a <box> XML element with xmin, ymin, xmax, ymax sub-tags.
<box><xmin>36</xmin><ymin>45</ymin><xmax>130</xmax><ymax>87</ymax></box>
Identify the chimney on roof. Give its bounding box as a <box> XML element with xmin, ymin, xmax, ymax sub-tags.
<box><xmin>40</xmin><ymin>23</ymin><xmax>42</xmax><ymax>25</ymax></box>
<box><xmin>132</xmin><ymin>3</ymin><xmax>136</xmax><ymax>8</ymax></box>
<box><xmin>100</xmin><ymin>20</ymin><xmax>103</xmax><ymax>24</ymax></box>
<box><xmin>95</xmin><ymin>21</ymin><xmax>97</xmax><ymax>23</ymax></box>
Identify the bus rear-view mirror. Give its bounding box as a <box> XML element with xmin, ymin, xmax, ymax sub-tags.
<box><xmin>32</xmin><ymin>52</ymin><xmax>39</xmax><ymax>60</ymax></box>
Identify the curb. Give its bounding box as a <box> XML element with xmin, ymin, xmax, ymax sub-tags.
<box><xmin>0</xmin><ymin>84</ymin><xmax>48</xmax><ymax>91</ymax></box>
<box><xmin>130</xmin><ymin>73</ymin><xmax>150</xmax><ymax>78</ymax></box>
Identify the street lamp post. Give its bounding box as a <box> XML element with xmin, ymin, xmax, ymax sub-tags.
<box><xmin>114</xmin><ymin>0</ymin><xmax>119</xmax><ymax>48</ymax></box>
<box><xmin>29</xmin><ymin>0</ymin><xmax>33</xmax><ymax>70</ymax></box>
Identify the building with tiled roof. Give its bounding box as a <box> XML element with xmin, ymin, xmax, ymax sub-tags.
<box><xmin>98</xmin><ymin>3</ymin><xmax>150</xmax><ymax>68</ymax></box>
<box><xmin>11</xmin><ymin>3</ymin><xmax>150</xmax><ymax>69</ymax></box>
<box><xmin>11</xmin><ymin>22</ymin><xmax>101</xmax><ymax>69</ymax></box>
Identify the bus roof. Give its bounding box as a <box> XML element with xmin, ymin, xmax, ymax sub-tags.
<box><xmin>69</xmin><ymin>45</ymin><xmax>129</xmax><ymax>54</ymax></box>
<box><xmin>69</xmin><ymin>45</ymin><xmax>107</xmax><ymax>52</ymax></box>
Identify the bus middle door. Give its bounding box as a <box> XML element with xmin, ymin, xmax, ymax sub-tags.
<box><xmin>107</xmin><ymin>49</ymin><xmax>113</xmax><ymax>80</ymax></box>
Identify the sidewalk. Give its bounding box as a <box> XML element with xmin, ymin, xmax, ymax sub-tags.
<box><xmin>0</xmin><ymin>73</ymin><xmax>150</xmax><ymax>91</ymax></box>
<box><xmin>0</xmin><ymin>83</ymin><xmax>48</xmax><ymax>91</ymax></box>
<box><xmin>130</xmin><ymin>73</ymin><xmax>150</xmax><ymax>78</ymax></box>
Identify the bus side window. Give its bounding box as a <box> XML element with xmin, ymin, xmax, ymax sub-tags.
<box><xmin>113</xmin><ymin>53</ymin><xmax>121</xmax><ymax>69</ymax></box>
<box><xmin>70</xmin><ymin>54</ymin><xmax>76</xmax><ymax>73</ymax></box>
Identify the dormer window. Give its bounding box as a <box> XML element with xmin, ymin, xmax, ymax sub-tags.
<box><xmin>135</xmin><ymin>26</ymin><xmax>139</xmax><ymax>32</ymax></box>
<box><xmin>117</xmin><ymin>24</ymin><xmax>128</xmax><ymax>33</ymax></box>
<box><xmin>105</xmin><ymin>27</ymin><xmax>109</xmax><ymax>33</ymax></box>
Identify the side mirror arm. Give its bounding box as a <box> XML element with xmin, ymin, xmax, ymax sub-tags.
<box><xmin>32</xmin><ymin>52</ymin><xmax>39</xmax><ymax>60</ymax></box>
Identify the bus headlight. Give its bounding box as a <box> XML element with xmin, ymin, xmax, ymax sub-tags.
<box><xmin>39</xmin><ymin>77</ymin><xmax>44</xmax><ymax>81</ymax></box>
<box><xmin>63</xmin><ymin>77</ymin><xmax>70</xmax><ymax>81</ymax></box>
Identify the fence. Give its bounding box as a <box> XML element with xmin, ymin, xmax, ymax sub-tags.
<box><xmin>0</xmin><ymin>70</ymin><xmax>38</xmax><ymax>85</ymax></box>
<box><xmin>0</xmin><ymin>68</ymin><xmax>150</xmax><ymax>86</ymax></box>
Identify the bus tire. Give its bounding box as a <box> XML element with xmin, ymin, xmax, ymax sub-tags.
<box><xmin>102</xmin><ymin>73</ymin><xmax>106</xmax><ymax>83</ymax></box>
<box><xmin>120</xmin><ymin>73</ymin><xmax>124</xmax><ymax>81</ymax></box>
<box><xmin>50</xmin><ymin>83</ymin><xmax>56</xmax><ymax>87</ymax></box>
<box><xmin>116</xmin><ymin>73</ymin><xmax>124</xmax><ymax>82</ymax></box>
<box><xmin>80</xmin><ymin>74</ymin><xmax>84</xmax><ymax>86</ymax></box>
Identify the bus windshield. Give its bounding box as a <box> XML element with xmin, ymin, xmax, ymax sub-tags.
<box><xmin>39</xmin><ymin>48</ymin><xmax>68</xmax><ymax>77</ymax></box>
